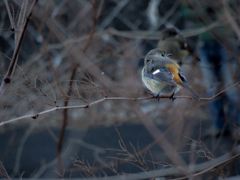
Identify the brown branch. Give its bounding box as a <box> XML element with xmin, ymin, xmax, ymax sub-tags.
<box><xmin>172</xmin><ymin>152</ymin><xmax>240</xmax><ymax>180</ymax></box>
<box><xmin>134</xmin><ymin>105</ymin><xmax>188</xmax><ymax>170</ymax></box>
<box><xmin>0</xmin><ymin>161</ymin><xmax>10</xmax><ymax>179</ymax></box>
<box><xmin>0</xmin><ymin>0</ymin><xmax>38</xmax><ymax>99</ymax></box>
<box><xmin>222</xmin><ymin>0</ymin><xmax>240</xmax><ymax>40</ymax></box>
<box><xmin>45</xmin><ymin>20</ymin><xmax>221</xmax><ymax>51</ymax></box>
<box><xmin>57</xmin><ymin>65</ymin><xmax>78</xmax><ymax>173</ymax></box>
<box><xmin>57</xmin><ymin>0</ymin><xmax>104</xmax><ymax>173</ymax></box>
<box><xmin>26</xmin><ymin>145</ymin><xmax>240</xmax><ymax>180</ymax></box>
<box><xmin>16</xmin><ymin>0</ymin><xmax>29</xmax><ymax>44</ymax></box>
<box><xmin>103</xmin><ymin>21</ymin><xmax>220</xmax><ymax>40</ymax></box>
<box><xmin>199</xmin><ymin>81</ymin><xmax>240</xmax><ymax>100</ymax></box>
<box><xmin>1</xmin><ymin>80</ymin><xmax>239</xmax><ymax>127</ymax></box>
<box><xmin>4</xmin><ymin>0</ymin><xmax>15</xmax><ymax>30</ymax></box>
<box><xmin>182</xmin><ymin>57</ymin><xmax>234</xmax><ymax>70</ymax></box>
<box><xmin>82</xmin><ymin>0</ymin><xmax>104</xmax><ymax>52</ymax></box>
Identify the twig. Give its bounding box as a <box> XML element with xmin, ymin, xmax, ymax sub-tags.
<box><xmin>25</xmin><ymin>145</ymin><xmax>240</xmax><ymax>180</ymax></box>
<box><xmin>222</xmin><ymin>0</ymin><xmax>240</xmax><ymax>40</ymax></box>
<box><xmin>134</xmin><ymin>105</ymin><xmax>188</xmax><ymax>171</ymax></box>
<box><xmin>199</xmin><ymin>81</ymin><xmax>240</xmax><ymax>100</ymax></box>
<box><xmin>4</xmin><ymin>0</ymin><xmax>15</xmax><ymax>30</ymax></box>
<box><xmin>57</xmin><ymin>0</ymin><xmax>104</xmax><ymax>173</ymax></box>
<box><xmin>44</xmin><ymin>20</ymin><xmax>221</xmax><ymax>52</ymax></box>
<box><xmin>188</xmin><ymin>141</ymin><xmax>197</xmax><ymax>180</ymax></box>
<box><xmin>12</xmin><ymin>123</ymin><xmax>38</xmax><ymax>177</ymax></box>
<box><xmin>57</xmin><ymin>65</ymin><xmax>78</xmax><ymax>173</ymax></box>
<box><xmin>172</xmin><ymin>152</ymin><xmax>240</xmax><ymax>180</ymax></box>
<box><xmin>66</xmin><ymin>108</ymin><xmax>181</xmax><ymax>173</ymax></box>
<box><xmin>0</xmin><ymin>0</ymin><xmax>38</xmax><ymax>99</ymax></box>
<box><xmin>0</xmin><ymin>81</ymin><xmax>239</xmax><ymax>127</ymax></box>
<box><xmin>0</xmin><ymin>161</ymin><xmax>10</xmax><ymax>179</ymax></box>
<box><xmin>16</xmin><ymin>0</ymin><xmax>29</xmax><ymax>44</ymax></box>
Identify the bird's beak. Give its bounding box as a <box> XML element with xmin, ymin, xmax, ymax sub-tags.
<box><xmin>167</xmin><ymin>53</ymin><xmax>172</xmax><ymax>57</ymax></box>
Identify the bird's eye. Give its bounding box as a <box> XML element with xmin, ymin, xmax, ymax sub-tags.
<box><xmin>161</xmin><ymin>54</ymin><xmax>164</xmax><ymax>57</ymax></box>
<box><xmin>146</xmin><ymin>59</ymin><xmax>150</xmax><ymax>63</ymax></box>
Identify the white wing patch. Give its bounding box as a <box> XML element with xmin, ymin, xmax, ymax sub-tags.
<box><xmin>153</xmin><ymin>69</ymin><xmax>160</xmax><ymax>75</ymax></box>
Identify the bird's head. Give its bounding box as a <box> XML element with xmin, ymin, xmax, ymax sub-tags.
<box><xmin>144</xmin><ymin>48</ymin><xmax>172</xmax><ymax>65</ymax></box>
<box><xmin>160</xmin><ymin>28</ymin><xmax>178</xmax><ymax>40</ymax></box>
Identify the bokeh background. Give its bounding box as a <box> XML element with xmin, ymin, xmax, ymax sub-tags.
<box><xmin>0</xmin><ymin>0</ymin><xmax>240</xmax><ymax>179</ymax></box>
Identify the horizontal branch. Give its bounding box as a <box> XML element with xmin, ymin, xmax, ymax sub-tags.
<box><xmin>45</xmin><ymin>21</ymin><xmax>221</xmax><ymax>51</ymax></box>
<box><xmin>8</xmin><ymin>145</ymin><xmax>240</xmax><ymax>180</ymax></box>
<box><xmin>0</xmin><ymin>81</ymin><xmax>239</xmax><ymax>127</ymax></box>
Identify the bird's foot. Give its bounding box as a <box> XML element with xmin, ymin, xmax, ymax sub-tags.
<box><xmin>169</xmin><ymin>93</ymin><xmax>176</xmax><ymax>103</ymax></box>
<box><xmin>155</xmin><ymin>93</ymin><xmax>160</xmax><ymax>102</ymax></box>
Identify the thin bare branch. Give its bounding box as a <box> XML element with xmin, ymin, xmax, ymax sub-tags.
<box><xmin>26</xmin><ymin>145</ymin><xmax>240</xmax><ymax>180</ymax></box>
<box><xmin>4</xmin><ymin>0</ymin><xmax>15</xmax><ymax>30</ymax></box>
<box><xmin>134</xmin><ymin>105</ymin><xmax>188</xmax><ymax>171</ymax></box>
<box><xmin>222</xmin><ymin>0</ymin><xmax>240</xmax><ymax>40</ymax></box>
<box><xmin>16</xmin><ymin>0</ymin><xmax>29</xmax><ymax>44</ymax></box>
<box><xmin>0</xmin><ymin>0</ymin><xmax>38</xmax><ymax>99</ymax></box>
<box><xmin>0</xmin><ymin>81</ymin><xmax>239</xmax><ymax>126</ymax></box>
<box><xmin>57</xmin><ymin>0</ymin><xmax>105</xmax><ymax>173</ymax></box>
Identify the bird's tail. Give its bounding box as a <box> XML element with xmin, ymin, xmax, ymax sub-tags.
<box><xmin>180</xmin><ymin>82</ymin><xmax>200</xmax><ymax>100</ymax></box>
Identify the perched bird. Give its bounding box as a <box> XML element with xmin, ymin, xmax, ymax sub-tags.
<box><xmin>142</xmin><ymin>48</ymin><xmax>199</xmax><ymax>101</ymax></box>
<box><xmin>158</xmin><ymin>28</ymin><xmax>200</xmax><ymax>61</ymax></box>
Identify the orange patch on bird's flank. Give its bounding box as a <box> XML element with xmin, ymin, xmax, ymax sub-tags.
<box><xmin>165</xmin><ymin>63</ymin><xmax>183</xmax><ymax>83</ymax></box>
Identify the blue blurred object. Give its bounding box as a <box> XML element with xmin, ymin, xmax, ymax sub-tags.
<box><xmin>199</xmin><ymin>40</ymin><xmax>240</xmax><ymax>135</ymax></box>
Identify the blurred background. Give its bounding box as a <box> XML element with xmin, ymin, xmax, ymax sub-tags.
<box><xmin>0</xmin><ymin>0</ymin><xmax>240</xmax><ymax>179</ymax></box>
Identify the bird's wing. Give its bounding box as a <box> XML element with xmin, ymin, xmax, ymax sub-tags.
<box><xmin>178</xmin><ymin>69</ymin><xmax>188</xmax><ymax>84</ymax></box>
<box><xmin>144</xmin><ymin>66</ymin><xmax>177</xmax><ymax>86</ymax></box>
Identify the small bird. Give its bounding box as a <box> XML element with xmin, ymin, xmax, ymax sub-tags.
<box><xmin>158</xmin><ymin>28</ymin><xmax>201</xmax><ymax>62</ymax></box>
<box><xmin>142</xmin><ymin>48</ymin><xmax>200</xmax><ymax>101</ymax></box>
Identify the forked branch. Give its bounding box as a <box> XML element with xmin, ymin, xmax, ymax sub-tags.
<box><xmin>0</xmin><ymin>0</ymin><xmax>38</xmax><ymax>99</ymax></box>
<box><xmin>0</xmin><ymin>81</ymin><xmax>239</xmax><ymax>127</ymax></box>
